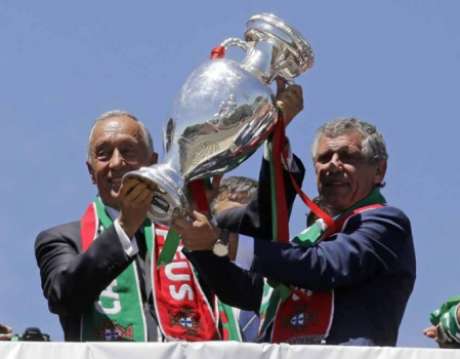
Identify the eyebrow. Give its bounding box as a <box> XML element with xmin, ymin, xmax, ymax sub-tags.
<box><xmin>320</xmin><ymin>144</ymin><xmax>361</xmax><ymax>153</ymax></box>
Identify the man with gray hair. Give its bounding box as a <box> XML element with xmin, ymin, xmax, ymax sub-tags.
<box><xmin>34</xmin><ymin>82</ymin><xmax>304</xmax><ymax>342</ymax></box>
<box><xmin>176</xmin><ymin>117</ymin><xmax>416</xmax><ymax>346</ymax></box>
<box><xmin>37</xmin><ymin>110</ymin><xmax>242</xmax><ymax>342</ymax></box>
<box><xmin>310</xmin><ymin>117</ymin><xmax>388</xmax><ymax>216</ymax></box>
<box><xmin>36</xmin><ymin>110</ymin><xmax>162</xmax><ymax>341</ymax></box>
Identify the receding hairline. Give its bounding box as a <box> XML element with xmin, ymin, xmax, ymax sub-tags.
<box><xmin>87</xmin><ymin>110</ymin><xmax>154</xmax><ymax>160</ymax></box>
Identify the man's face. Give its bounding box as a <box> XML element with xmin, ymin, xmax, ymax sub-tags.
<box><xmin>314</xmin><ymin>131</ymin><xmax>386</xmax><ymax>213</ymax></box>
<box><xmin>86</xmin><ymin>116</ymin><xmax>157</xmax><ymax>209</ymax></box>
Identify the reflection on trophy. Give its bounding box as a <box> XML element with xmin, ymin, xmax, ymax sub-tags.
<box><xmin>123</xmin><ymin>13</ymin><xmax>314</xmax><ymax>224</ymax></box>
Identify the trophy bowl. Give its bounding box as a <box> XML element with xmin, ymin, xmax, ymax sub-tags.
<box><xmin>123</xmin><ymin>13</ymin><xmax>314</xmax><ymax>224</ymax></box>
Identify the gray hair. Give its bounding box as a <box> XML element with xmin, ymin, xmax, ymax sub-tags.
<box><xmin>311</xmin><ymin>117</ymin><xmax>388</xmax><ymax>164</ymax></box>
<box><xmin>87</xmin><ymin>110</ymin><xmax>154</xmax><ymax>160</ymax></box>
<box><xmin>219</xmin><ymin>176</ymin><xmax>258</xmax><ymax>200</ymax></box>
<box><xmin>211</xmin><ymin>176</ymin><xmax>258</xmax><ymax>213</ymax></box>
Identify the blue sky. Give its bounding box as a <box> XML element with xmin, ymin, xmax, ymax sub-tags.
<box><xmin>1</xmin><ymin>0</ymin><xmax>459</xmax><ymax>347</ymax></box>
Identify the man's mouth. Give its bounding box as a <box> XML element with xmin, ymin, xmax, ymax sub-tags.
<box><xmin>322</xmin><ymin>177</ymin><xmax>348</xmax><ymax>186</ymax></box>
<box><xmin>326</xmin><ymin>181</ymin><xmax>347</xmax><ymax>186</ymax></box>
<box><xmin>109</xmin><ymin>177</ymin><xmax>123</xmax><ymax>191</ymax></box>
<box><xmin>322</xmin><ymin>179</ymin><xmax>349</xmax><ymax>191</ymax></box>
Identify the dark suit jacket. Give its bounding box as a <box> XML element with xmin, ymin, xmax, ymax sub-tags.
<box><xmin>35</xmin><ymin>222</ymin><xmax>165</xmax><ymax>341</ymax></box>
<box><xmin>188</xmin><ymin>162</ymin><xmax>416</xmax><ymax>346</ymax></box>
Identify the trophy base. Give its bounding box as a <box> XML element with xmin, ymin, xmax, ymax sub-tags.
<box><xmin>122</xmin><ymin>164</ymin><xmax>187</xmax><ymax>225</ymax></box>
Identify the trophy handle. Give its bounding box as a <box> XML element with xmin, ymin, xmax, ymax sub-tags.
<box><xmin>219</xmin><ymin>35</ymin><xmax>298</xmax><ymax>84</ymax></box>
<box><xmin>220</xmin><ymin>37</ymin><xmax>296</xmax><ymax>87</ymax></box>
<box><xmin>220</xmin><ymin>37</ymin><xmax>251</xmax><ymax>53</ymax></box>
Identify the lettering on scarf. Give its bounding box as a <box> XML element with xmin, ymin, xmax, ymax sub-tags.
<box><xmin>165</xmin><ymin>249</ymin><xmax>194</xmax><ymax>301</ymax></box>
<box><xmin>96</xmin><ymin>280</ymin><xmax>121</xmax><ymax>315</ymax></box>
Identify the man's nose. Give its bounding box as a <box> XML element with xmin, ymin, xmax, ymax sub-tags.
<box><xmin>109</xmin><ymin>149</ymin><xmax>125</xmax><ymax>168</ymax></box>
<box><xmin>326</xmin><ymin>153</ymin><xmax>342</xmax><ymax>172</ymax></box>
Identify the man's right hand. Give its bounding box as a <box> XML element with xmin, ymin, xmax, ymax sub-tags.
<box><xmin>172</xmin><ymin>211</ymin><xmax>220</xmax><ymax>252</ymax></box>
<box><xmin>275</xmin><ymin>78</ymin><xmax>303</xmax><ymax>127</ymax></box>
<box><xmin>117</xmin><ymin>178</ymin><xmax>154</xmax><ymax>238</ymax></box>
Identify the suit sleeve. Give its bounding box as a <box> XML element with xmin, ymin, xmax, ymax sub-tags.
<box><xmin>185</xmin><ymin>250</ymin><xmax>264</xmax><ymax>311</ymax></box>
<box><xmin>35</xmin><ymin>223</ymin><xmax>134</xmax><ymax>315</ymax></box>
<box><xmin>251</xmin><ymin>206</ymin><xmax>416</xmax><ymax>291</ymax></box>
<box><xmin>187</xmin><ymin>153</ymin><xmax>305</xmax><ymax>310</ymax></box>
<box><xmin>216</xmin><ymin>154</ymin><xmax>305</xmax><ymax>238</ymax></box>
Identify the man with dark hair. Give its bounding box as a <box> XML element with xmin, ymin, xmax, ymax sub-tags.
<box><xmin>174</xmin><ymin>117</ymin><xmax>416</xmax><ymax>346</ymax></box>
<box><xmin>0</xmin><ymin>324</ymin><xmax>13</xmax><ymax>341</ymax></box>
<box><xmin>211</xmin><ymin>176</ymin><xmax>260</xmax><ymax>341</ymax></box>
<box><xmin>211</xmin><ymin>176</ymin><xmax>258</xmax><ymax>216</ymax></box>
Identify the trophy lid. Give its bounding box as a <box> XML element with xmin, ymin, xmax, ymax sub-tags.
<box><xmin>245</xmin><ymin>13</ymin><xmax>314</xmax><ymax>79</ymax></box>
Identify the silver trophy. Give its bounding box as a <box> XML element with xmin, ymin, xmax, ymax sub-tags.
<box><xmin>124</xmin><ymin>13</ymin><xmax>314</xmax><ymax>224</ymax></box>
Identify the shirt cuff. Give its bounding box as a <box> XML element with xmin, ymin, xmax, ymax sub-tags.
<box><xmin>235</xmin><ymin>235</ymin><xmax>254</xmax><ymax>269</ymax></box>
<box><xmin>113</xmin><ymin>218</ymin><xmax>139</xmax><ymax>257</ymax></box>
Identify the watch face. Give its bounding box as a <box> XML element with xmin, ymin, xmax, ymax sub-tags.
<box><xmin>213</xmin><ymin>241</ymin><xmax>229</xmax><ymax>257</ymax></box>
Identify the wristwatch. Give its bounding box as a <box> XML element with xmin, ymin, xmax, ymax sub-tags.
<box><xmin>212</xmin><ymin>229</ymin><xmax>230</xmax><ymax>257</ymax></box>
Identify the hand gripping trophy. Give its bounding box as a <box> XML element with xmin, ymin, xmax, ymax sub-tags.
<box><xmin>123</xmin><ymin>13</ymin><xmax>314</xmax><ymax>227</ymax></box>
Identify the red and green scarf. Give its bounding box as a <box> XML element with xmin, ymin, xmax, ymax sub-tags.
<box><xmin>259</xmin><ymin>189</ymin><xmax>386</xmax><ymax>343</ymax></box>
<box><xmin>79</xmin><ymin>197</ymin><xmax>240</xmax><ymax>341</ymax></box>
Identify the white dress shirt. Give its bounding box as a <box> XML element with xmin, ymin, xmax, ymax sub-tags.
<box><xmin>105</xmin><ymin>206</ymin><xmax>139</xmax><ymax>257</ymax></box>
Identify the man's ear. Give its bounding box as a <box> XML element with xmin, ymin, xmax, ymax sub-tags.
<box><xmin>373</xmin><ymin>160</ymin><xmax>387</xmax><ymax>185</ymax></box>
<box><xmin>86</xmin><ymin>160</ymin><xmax>96</xmax><ymax>184</ymax></box>
<box><xmin>148</xmin><ymin>151</ymin><xmax>158</xmax><ymax>166</ymax></box>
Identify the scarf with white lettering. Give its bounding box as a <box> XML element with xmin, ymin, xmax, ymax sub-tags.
<box><xmin>79</xmin><ymin>197</ymin><xmax>221</xmax><ymax>341</ymax></box>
